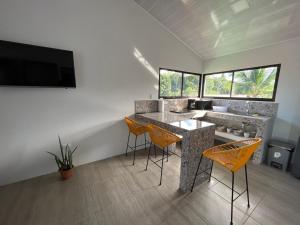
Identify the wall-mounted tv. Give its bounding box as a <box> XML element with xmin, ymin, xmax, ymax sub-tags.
<box><xmin>0</xmin><ymin>40</ymin><xmax>76</xmax><ymax>88</ymax></box>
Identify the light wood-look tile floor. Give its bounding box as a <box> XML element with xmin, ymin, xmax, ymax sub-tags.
<box><xmin>1</xmin><ymin>148</ymin><xmax>300</xmax><ymax>225</ymax></box>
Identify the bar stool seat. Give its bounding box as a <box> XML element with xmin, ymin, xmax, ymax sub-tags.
<box><xmin>145</xmin><ymin>124</ymin><xmax>182</xmax><ymax>185</ymax></box>
<box><xmin>124</xmin><ymin>117</ymin><xmax>149</xmax><ymax>165</ymax></box>
<box><xmin>191</xmin><ymin>138</ymin><xmax>262</xmax><ymax>225</ymax></box>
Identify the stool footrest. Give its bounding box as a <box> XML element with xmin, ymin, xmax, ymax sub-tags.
<box><xmin>127</xmin><ymin>143</ymin><xmax>150</xmax><ymax>151</ymax></box>
<box><xmin>151</xmin><ymin>156</ymin><xmax>168</xmax><ymax>164</ymax></box>
<box><xmin>195</xmin><ymin>167</ymin><xmax>247</xmax><ymax>201</ymax></box>
<box><xmin>194</xmin><ymin>166</ymin><xmax>213</xmax><ymax>177</ymax></box>
<box><xmin>155</xmin><ymin>146</ymin><xmax>181</xmax><ymax>158</ymax></box>
<box><xmin>149</xmin><ymin>158</ymin><xmax>163</xmax><ymax>169</ymax></box>
<box><xmin>169</xmin><ymin>151</ymin><xmax>181</xmax><ymax>158</ymax></box>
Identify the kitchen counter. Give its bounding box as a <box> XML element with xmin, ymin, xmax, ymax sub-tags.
<box><xmin>203</xmin><ymin>110</ymin><xmax>274</xmax><ymax>163</ymax></box>
<box><xmin>135</xmin><ymin>99</ymin><xmax>277</xmax><ymax>164</ymax></box>
<box><xmin>136</xmin><ymin>111</ymin><xmax>215</xmax><ymax>192</ymax></box>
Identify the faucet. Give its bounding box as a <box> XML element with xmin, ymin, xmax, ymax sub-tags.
<box><xmin>242</xmin><ymin>122</ymin><xmax>246</xmax><ymax>131</ymax></box>
<box><xmin>245</xmin><ymin>101</ymin><xmax>250</xmax><ymax>115</ymax></box>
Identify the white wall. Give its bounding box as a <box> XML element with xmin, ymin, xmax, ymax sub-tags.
<box><xmin>0</xmin><ymin>0</ymin><xmax>202</xmax><ymax>186</ymax></box>
<box><xmin>204</xmin><ymin>38</ymin><xmax>300</xmax><ymax>143</ymax></box>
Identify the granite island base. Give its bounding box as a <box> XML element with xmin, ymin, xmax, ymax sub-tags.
<box><xmin>135</xmin><ymin>112</ymin><xmax>215</xmax><ymax>192</ymax></box>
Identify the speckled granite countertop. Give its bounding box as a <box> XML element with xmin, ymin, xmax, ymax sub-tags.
<box><xmin>135</xmin><ymin>111</ymin><xmax>207</xmax><ymax>125</ymax></box>
<box><xmin>136</xmin><ymin>111</ymin><xmax>214</xmax><ymax>132</ymax></box>
<box><xmin>136</xmin><ymin>110</ymin><xmax>272</xmax><ymax>124</ymax></box>
<box><xmin>206</xmin><ymin>111</ymin><xmax>272</xmax><ymax>122</ymax></box>
<box><xmin>170</xmin><ymin>120</ymin><xmax>215</xmax><ymax>131</ymax></box>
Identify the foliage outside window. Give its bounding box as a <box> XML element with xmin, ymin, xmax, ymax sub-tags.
<box><xmin>232</xmin><ymin>67</ymin><xmax>278</xmax><ymax>99</ymax></box>
<box><xmin>159</xmin><ymin>68</ymin><xmax>201</xmax><ymax>98</ymax></box>
<box><xmin>182</xmin><ymin>73</ymin><xmax>200</xmax><ymax>97</ymax></box>
<box><xmin>203</xmin><ymin>64</ymin><xmax>280</xmax><ymax>101</ymax></box>
<box><xmin>203</xmin><ymin>72</ymin><xmax>232</xmax><ymax>97</ymax></box>
<box><xmin>159</xmin><ymin>69</ymin><xmax>182</xmax><ymax>97</ymax></box>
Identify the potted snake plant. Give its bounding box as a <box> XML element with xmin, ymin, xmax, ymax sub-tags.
<box><xmin>47</xmin><ymin>136</ymin><xmax>78</xmax><ymax>180</ymax></box>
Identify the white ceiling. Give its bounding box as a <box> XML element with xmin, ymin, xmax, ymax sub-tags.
<box><xmin>134</xmin><ymin>0</ymin><xmax>300</xmax><ymax>59</ymax></box>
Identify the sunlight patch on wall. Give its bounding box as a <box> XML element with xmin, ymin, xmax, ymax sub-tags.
<box><xmin>133</xmin><ymin>47</ymin><xmax>159</xmax><ymax>79</ymax></box>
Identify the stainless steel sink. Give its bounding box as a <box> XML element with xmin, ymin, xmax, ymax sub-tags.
<box><xmin>228</xmin><ymin>111</ymin><xmax>262</xmax><ymax>117</ymax></box>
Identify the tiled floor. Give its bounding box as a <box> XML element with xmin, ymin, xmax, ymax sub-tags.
<box><xmin>0</xmin><ymin>148</ymin><xmax>300</xmax><ymax>225</ymax></box>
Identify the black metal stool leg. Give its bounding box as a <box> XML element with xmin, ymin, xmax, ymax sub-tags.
<box><xmin>125</xmin><ymin>132</ymin><xmax>130</xmax><ymax>156</ymax></box>
<box><xmin>191</xmin><ymin>154</ymin><xmax>203</xmax><ymax>192</ymax></box>
<box><xmin>245</xmin><ymin>165</ymin><xmax>250</xmax><ymax>208</ymax></box>
<box><xmin>159</xmin><ymin>147</ymin><xmax>165</xmax><ymax>185</ymax></box>
<box><xmin>144</xmin><ymin>133</ymin><xmax>147</xmax><ymax>151</ymax></box>
<box><xmin>166</xmin><ymin>146</ymin><xmax>169</xmax><ymax>162</ymax></box>
<box><xmin>208</xmin><ymin>160</ymin><xmax>214</xmax><ymax>182</ymax></box>
<box><xmin>145</xmin><ymin>142</ymin><xmax>152</xmax><ymax>170</ymax></box>
<box><xmin>133</xmin><ymin>135</ymin><xmax>137</xmax><ymax>165</ymax></box>
<box><xmin>154</xmin><ymin>145</ymin><xmax>157</xmax><ymax>158</ymax></box>
<box><xmin>230</xmin><ymin>172</ymin><xmax>235</xmax><ymax>225</ymax></box>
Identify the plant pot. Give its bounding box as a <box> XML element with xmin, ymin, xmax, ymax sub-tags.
<box><xmin>60</xmin><ymin>168</ymin><xmax>74</xmax><ymax>180</ymax></box>
<box><xmin>233</xmin><ymin>129</ymin><xmax>243</xmax><ymax>136</ymax></box>
<box><xmin>244</xmin><ymin>132</ymin><xmax>250</xmax><ymax>138</ymax></box>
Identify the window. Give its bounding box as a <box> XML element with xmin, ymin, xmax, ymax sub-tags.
<box><xmin>182</xmin><ymin>73</ymin><xmax>200</xmax><ymax>97</ymax></box>
<box><xmin>159</xmin><ymin>69</ymin><xmax>182</xmax><ymax>97</ymax></box>
<box><xmin>202</xmin><ymin>64</ymin><xmax>280</xmax><ymax>101</ymax></box>
<box><xmin>203</xmin><ymin>72</ymin><xmax>233</xmax><ymax>97</ymax></box>
<box><xmin>232</xmin><ymin>67</ymin><xmax>278</xmax><ymax>99</ymax></box>
<box><xmin>159</xmin><ymin>68</ymin><xmax>201</xmax><ymax>98</ymax></box>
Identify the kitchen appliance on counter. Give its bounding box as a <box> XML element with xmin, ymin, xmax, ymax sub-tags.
<box><xmin>188</xmin><ymin>99</ymin><xmax>212</xmax><ymax>110</ymax></box>
<box><xmin>196</xmin><ymin>99</ymin><xmax>212</xmax><ymax>110</ymax></box>
<box><xmin>188</xmin><ymin>99</ymin><xmax>197</xmax><ymax>110</ymax></box>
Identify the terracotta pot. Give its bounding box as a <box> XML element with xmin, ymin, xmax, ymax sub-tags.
<box><xmin>60</xmin><ymin>168</ymin><xmax>74</xmax><ymax>180</ymax></box>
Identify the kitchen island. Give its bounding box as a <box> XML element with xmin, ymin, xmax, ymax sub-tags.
<box><xmin>135</xmin><ymin>111</ymin><xmax>215</xmax><ymax>192</ymax></box>
<box><xmin>135</xmin><ymin>99</ymin><xmax>275</xmax><ymax>164</ymax></box>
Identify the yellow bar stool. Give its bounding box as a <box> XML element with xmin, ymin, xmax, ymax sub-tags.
<box><xmin>124</xmin><ymin>117</ymin><xmax>149</xmax><ymax>165</ymax></box>
<box><xmin>191</xmin><ymin>138</ymin><xmax>262</xmax><ymax>225</ymax></box>
<box><xmin>145</xmin><ymin>124</ymin><xmax>182</xmax><ymax>185</ymax></box>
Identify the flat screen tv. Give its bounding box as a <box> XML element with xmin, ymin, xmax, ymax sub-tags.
<box><xmin>0</xmin><ymin>40</ymin><xmax>76</xmax><ymax>87</ymax></box>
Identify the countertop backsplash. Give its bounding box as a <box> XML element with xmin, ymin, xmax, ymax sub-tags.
<box><xmin>134</xmin><ymin>100</ymin><xmax>158</xmax><ymax>113</ymax></box>
<box><xmin>135</xmin><ymin>98</ymin><xmax>278</xmax><ymax>118</ymax></box>
<box><xmin>212</xmin><ymin>99</ymin><xmax>278</xmax><ymax>117</ymax></box>
<box><xmin>164</xmin><ymin>99</ymin><xmax>188</xmax><ymax>112</ymax></box>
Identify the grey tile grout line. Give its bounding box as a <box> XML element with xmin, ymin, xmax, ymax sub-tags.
<box><xmin>242</xmin><ymin>216</ymin><xmax>253</xmax><ymax>225</ymax></box>
<box><xmin>193</xmin><ymin>175</ymin><xmax>250</xmax><ymax>225</ymax></box>
<box><xmin>207</xmin><ymin>187</ymin><xmax>253</xmax><ymax>225</ymax></box>
<box><xmin>208</xmin><ymin>176</ymin><xmax>222</xmax><ymax>189</ymax></box>
<box><xmin>207</xmin><ymin>173</ymin><xmax>256</xmax><ymax>219</ymax></box>
<box><xmin>242</xmin><ymin>194</ymin><xmax>267</xmax><ymax>225</ymax></box>
<box><xmin>187</xmin><ymin>178</ymin><xmax>220</xmax><ymax>225</ymax></box>
<box><xmin>201</xmin><ymin>186</ymin><xmax>250</xmax><ymax>225</ymax></box>
<box><xmin>208</xmin><ymin>185</ymin><xmax>248</xmax><ymax>214</ymax></box>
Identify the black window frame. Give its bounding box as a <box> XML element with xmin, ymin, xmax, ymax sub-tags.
<box><xmin>158</xmin><ymin>67</ymin><xmax>202</xmax><ymax>99</ymax></box>
<box><xmin>202</xmin><ymin>64</ymin><xmax>281</xmax><ymax>102</ymax></box>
